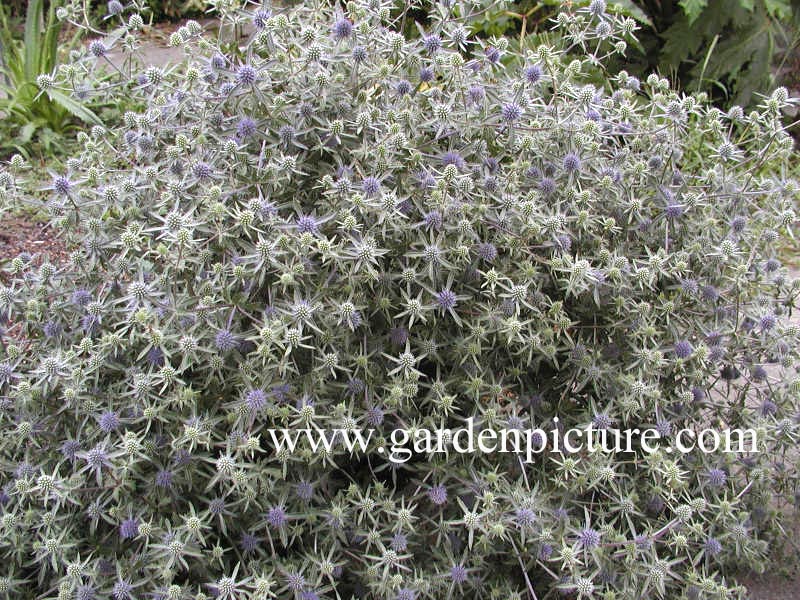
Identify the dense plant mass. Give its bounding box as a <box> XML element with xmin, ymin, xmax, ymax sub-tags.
<box><xmin>656</xmin><ymin>0</ymin><xmax>798</xmax><ymax>108</ymax></box>
<box><xmin>0</xmin><ymin>0</ymin><xmax>102</xmax><ymax>159</ymax></box>
<box><xmin>466</xmin><ymin>0</ymin><xmax>800</xmax><ymax>110</ymax></box>
<box><xmin>1</xmin><ymin>1</ymin><xmax>799</xmax><ymax>598</ymax></box>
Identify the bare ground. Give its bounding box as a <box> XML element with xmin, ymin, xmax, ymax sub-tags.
<box><xmin>0</xmin><ymin>214</ymin><xmax>69</xmax><ymax>271</ymax></box>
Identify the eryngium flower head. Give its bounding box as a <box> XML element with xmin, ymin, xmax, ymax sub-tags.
<box><xmin>193</xmin><ymin>162</ymin><xmax>213</xmax><ymax>180</ymax></box>
<box><xmin>468</xmin><ymin>84</ymin><xmax>485</xmax><ymax>103</ymax></box>
<box><xmin>76</xmin><ymin>585</ymin><xmax>96</xmax><ymax>600</ymax></box>
<box><xmin>245</xmin><ymin>388</ymin><xmax>268</xmax><ymax>412</ymax></box>
<box><xmin>71</xmin><ymin>289</ymin><xmax>92</xmax><ymax>306</ymax></box>
<box><xmin>155</xmin><ymin>469</ymin><xmax>174</xmax><ymax>488</ymax></box>
<box><xmin>365</xmin><ymin>405</ymin><xmax>384</xmax><ymax>426</ymax></box>
<box><xmin>236</xmin><ymin>65</ymin><xmax>257</xmax><ymax>85</ymax></box>
<box><xmin>476</xmin><ymin>242</ymin><xmax>497</xmax><ymax>262</ymax></box>
<box><xmin>423</xmin><ymin>210</ymin><xmax>442</xmax><ymax>229</ymax></box>
<box><xmin>253</xmin><ymin>8</ymin><xmax>271</xmax><ymax>29</ymax></box>
<box><xmin>266</xmin><ymin>505</ymin><xmax>287</xmax><ymax>528</ymax></box>
<box><xmin>285</xmin><ymin>572</ymin><xmax>306</xmax><ymax>591</ymax></box>
<box><xmin>428</xmin><ymin>484</ymin><xmax>447</xmax><ymax>505</ymax></box>
<box><xmin>53</xmin><ymin>175</ymin><xmax>72</xmax><ymax>195</ymax></box>
<box><xmin>352</xmin><ymin>45</ymin><xmax>367</xmax><ymax>62</ymax></box>
<box><xmin>515</xmin><ymin>508</ymin><xmax>536</xmax><ymax>528</ymax></box>
<box><xmin>237</xmin><ymin>117</ymin><xmax>257</xmax><ymax>139</ymax></box>
<box><xmin>673</xmin><ymin>340</ymin><xmax>694</xmax><ymax>359</ymax></box>
<box><xmin>589</xmin><ymin>0</ymin><xmax>607</xmax><ymax>16</ymax></box>
<box><xmin>578</xmin><ymin>528</ymin><xmax>601</xmax><ymax>549</ymax></box>
<box><xmin>107</xmin><ymin>0</ymin><xmax>123</xmax><ymax>16</ymax></box>
<box><xmin>449</xmin><ymin>563</ymin><xmax>469</xmax><ymax>583</ymax></box>
<box><xmin>98</xmin><ymin>411</ymin><xmax>120</xmax><ymax>432</ymax></box>
<box><xmin>0</xmin><ymin>362</ymin><xmax>14</xmax><ymax>384</ymax></box>
<box><xmin>485</xmin><ymin>46</ymin><xmax>501</xmax><ymax>63</ymax></box>
<box><xmin>119</xmin><ymin>518</ymin><xmax>139</xmax><ymax>539</ymax></box>
<box><xmin>436</xmin><ymin>289</ymin><xmax>457</xmax><ymax>310</ymax></box>
<box><xmin>296</xmin><ymin>214</ymin><xmax>319</xmax><ymax>234</ymax></box>
<box><xmin>562</xmin><ymin>152</ymin><xmax>582</xmax><ymax>172</ymax></box>
<box><xmin>240</xmin><ymin>532</ymin><xmax>260</xmax><ymax>552</ymax></box>
<box><xmin>707</xmin><ymin>468</ymin><xmax>727</xmax><ymax>487</ymax></box>
<box><xmin>665</xmin><ymin>203</ymin><xmax>684</xmax><ymax>219</ymax></box>
<box><xmin>295</xmin><ymin>481</ymin><xmax>314</xmax><ymax>501</ymax></box>
<box><xmin>361</xmin><ymin>176</ymin><xmax>380</xmax><ymax>197</ymax></box>
<box><xmin>89</xmin><ymin>40</ymin><xmax>107</xmax><ymax>57</ymax></box>
<box><xmin>760</xmin><ymin>313</ymin><xmax>777</xmax><ymax>331</ymax></box>
<box><xmin>422</xmin><ymin>34</ymin><xmax>441</xmax><ymax>54</ymax></box>
<box><xmin>441</xmin><ymin>151</ymin><xmax>465</xmax><ymax>170</ymax></box>
<box><xmin>500</xmin><ymin>102</ymin><xmax>522</xmax><ymax>122</ymax></box>
<box><xmin>539</xmin><ymin>177</ymin><xmax>556</xmax><ymax>195</ymax></box>
<box><xmin>592</xmin><ymin>413</ymin><xmax>612</xmax><ymax>429</ymax></box>
<box><xmin>704</xmin><ymin>537</ymin><xmax>722</xmax><ymax>556</ymax></box>
<box><xmin>112</xmin><ymin>580</ymin><xmax>133</xmax><ymax>600</ymax></box>
<box><xmin>332</xmin><ymin>18</ymin><xmax>353</xmax><ymax>40</ymax></box>
<box><xmin>524</xmin><ymin>64</ymin><xmax>543</xmax><ymax>84</ymax></box>
<box><xmin>214</xmin><ymin>329</ymin><xmax>238</xmax><ymax>351</ymax></box>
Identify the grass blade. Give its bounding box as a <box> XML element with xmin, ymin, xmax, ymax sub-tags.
<box><xmin>23</xmin><ymin>0</ymin><xmax>43</xmax><ymax>82</ymax></box>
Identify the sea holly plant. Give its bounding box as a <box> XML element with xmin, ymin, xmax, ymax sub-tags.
<box><xmin>1</xmin><ymin>0</ymin><xmax>799</xmax><ymax>598</ymax></box>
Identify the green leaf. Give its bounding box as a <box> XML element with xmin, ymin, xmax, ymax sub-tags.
<box><xmin>764</xmin><ymin>0</ymin><xmax>791</xmax><ymax>19</ymax></box>
<box><xmin>679</xmin><ymin>0</ymin><xmax>709</xmax><ymax>25</ymax></box>
<box><xmin>45</xmin><ymin>89</ymin><xmax>102</xmax><ymax>126</ymax></box>
<box><xmin>661</xmin><ymin>22</ymin><xmax>702</xmax><ymax>68</ymax></box>
<box><xmin>41</xmin><ymin>0</ymin><xmax>62</xmax><ymax>76</ymax></box>
<box><xmin>23</xmin><ymin>0</ymin><xmax>43</xmax><ymax>83</ymax></box>
<box><xmin>738</xmin><ymin>0</ymin><xmax>755</xmax><ymax>11</ymax></box>
<box><xmin>608</xmin><ymin>0</ymin><xmax>653</xmax><ymax>26</ymax></box>
<box><xmin>661</xmin><ymin>0</ymin><xmax>739</xmax><ymax>70</ymax></box>
<box><xmin>18</xmin><ymin>121</ymin><xmax>36</xmax><ymax>144</ymax></box>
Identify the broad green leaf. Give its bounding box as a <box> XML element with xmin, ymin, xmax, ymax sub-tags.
<box><xmin>679</xmin><ymin>0</ymin><xmax>709</xmax><ymax>25</ymax></box>
<box><xmin>18</xmin><ymin>121</ymin><xmax>36</xmax><ymax>144</ymax></box>
<box><xmin>661</xmin><ymin>22</ymin><xmax>702</xmax><ymax>67</ymax></box>
<box><xmin>23</xmin><ymin>0</ymin><xmax>43</xmax><ymax>82</ymax></box>
<box><xmin>764</xmin><ymin>0</ymin><xmax>791</xmax><ymax>18</ymax></box>
<box><xmin>45</xmin><ymin>89</ymin><xmax>102</xmax><ymax>126</ymax></box>
<box><xmin>42</xmin><ymin>0</ymin><xmax>61</xmax><ymax>75</ymax></box>
<box><xmin>608</xmin><ymin>0</ymin><xmax>653</xmax><ymax>25</ymax></box>
<box><xmin>738</xmin><ymin>0</ymin><xmax>755</xmax><ymax>11</ymax></box>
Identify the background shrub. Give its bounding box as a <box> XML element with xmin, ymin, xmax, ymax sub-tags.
<box><xmin>463</xmin><ymin>0</ymin><xmax>800</xmax><ymax>110</ymax></box>
<box><xmin>0</xmin><ymin>1</ymin><xmax>207</xmax><ymax>22</ymax></box>
<box><xmin>0</xmin><ymin>0</ymin><xmax>104</xmax><ymax>160</ymax></box>
<box><xmin>0</xmin><ymin>1</ymin><xmax>799</xmax><ymax>598</ymax></box>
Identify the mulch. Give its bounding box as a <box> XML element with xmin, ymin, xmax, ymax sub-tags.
<box><xmin>0</xmin><ymin>214</ymin><xmax>69</xmax><ymax>276</ymax></box>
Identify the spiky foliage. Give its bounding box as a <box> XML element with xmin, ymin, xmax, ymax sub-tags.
<box><xmin>0</xmin><ymin>1</ymin><xmax>798</xmax><ymax>598</ymax></box>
